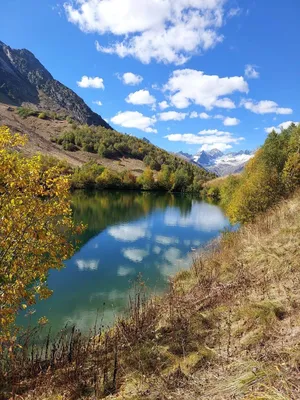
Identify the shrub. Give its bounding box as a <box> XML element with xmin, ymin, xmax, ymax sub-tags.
<box><xmin>38</xmin><ymin>112</ymin><xmax>47</xmax><ymax>119</ymax></box>
<box><xmin>207</xmin><ymin>186</ymin><xmax>220</xmax><ymax>202</ymax></box>
<box><xmin>17</xmin><ymin>107</ymin><xmax>38</xmax><ymax>118</ymax></box>
<box><xmin>63</xmin><ymin>142</ymin><xmax>78</xmax><ymax>152</ymax></box>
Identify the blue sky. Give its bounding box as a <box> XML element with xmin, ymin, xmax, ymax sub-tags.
<box><xmin>1</xmin><ymin>0</ymin><xmax>299</xmax><ymax>155</ymax></box>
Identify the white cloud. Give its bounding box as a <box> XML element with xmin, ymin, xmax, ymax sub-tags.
<box><xmin>164</xmin><ymin>69</ymin><xmax>248</xmax><ymax>110</ymax></box>
<box><xmin>245</xmin><ymin>64</ymin><xmax>259</xmax><ymax>79</ymax></box>
<box><xmin>65</xmin><ymin>0</ymin><xmax>229</xmax><ymax>65</ymax></box>
<box><xmin>190</xmin><ymin>111</ymin><xmax>211</xmax><ymax>119</ymax></box>
<box><xmin>121</xmin><ymin>72</ymin><xmax>143</xmax><ymax>85</ymax></box>
<box><xmin>108</xmin><ymin>224</ymin><xmax>148</xmax><ymax>242</ymax></box>
<box><xmin>76</xmin><ymin>259</ymin><xmax>99</xmax><ymax>271</ymax></box>
<box><xmin>190</xmin><ymin>111</ymin><xmax>199</xmax><ymax>119</ymax></box>
<box><xmin>158</xmin><ymin>111</ymin><xmax>187</xmax><ymax>121</ymax></box>
<box><xmin>122</xmin><ymin>248</ymin><xmax>149</xmax><ymax>263</ymax></box>
<box><xmin>164</xmin><ymin>247</ymin><xmax>181</xmax><ymax>263</ymax></box>
<box><xmin>228</xmin><ymin>7</ymin><xmax>241</xmax><ymax>18</ymax></box>
<box><xmin>155</xmin><ymin>236</ymin><xmax>179</xmax><ymax>246</ymax></box>
<box><xmin>279</xmin><ymin>121</ymin><xmax>298</xmax><ymax>130</ymax></box>
<box><xmin>165</xmin><ymin>129</ymin><xmax>244</xmax><ymax>151</ymax></box>
<box><xmin>93</xmin><ymin>100</ymin><xmax>102</xmax><ymax>106</ymax></box>
<box><xmin>223</xmin><ymin>117</ymin><xmax>240</xmax><ymax>126</ymax></box>
<box><xmin>117</xmin><ymin>266</ymin><xmax>135</xmax><ymax>276</ymax></box>
<box><xmin>200</xmin><ymin>112</ymin><xmax>211</xmax><ymax>119</ymax></box>
<box><xmin>159</xmin><ymin>101</ymin><xmax>169</xmax><ymax>110</ymax></box>
<box><xmin>214</xmin><ymin>98</ymin><xmax>236</xmax><ymax>109</ymax></box>
<box><xmin>164</xmin><ymin>202</ymin><xmax>229</xmax><ymax>231</ymax></box>
<box><xmin>77</xmin><ymin>76</ymin><xmax>104</xmax><ymax>89</ymax></box>
<box><xmin>241</xmin><ymin>99</ymin><xmax>293</xmax><ymax>115</ymax></box>
<box><xmin>198</xmin><ymin>129</ymin><xmax>230</xmax><ymax>135</ymax></box>
<box><xmin>265</xmin><ymin>121</ymin><xmax>299</xmax><ymax>134</ymax></box>
<box><xmin>153</xmin><ymin>246</ymin><xmax>162</xmax><ymax>255</ymax></box>
<box><xmin>126</xmin><ymin>89</ymin><xmax>156</xmax><ymax>105</ymax></box>
<box><xmin>190</xmin><ymin>112</ymin><xmax>229</xmax><ymax>120</ymax></box>
<box><xmin>111</xmin><ymin>111</ymin><xmax>157</xmax><ymax>133</ymax></box>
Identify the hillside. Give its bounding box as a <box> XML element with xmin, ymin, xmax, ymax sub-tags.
<box><xmin>0</xmin><ymin>41</ymin><xmax>110</xmax><ymax>129</ymax></box>
<box><xmin>0</xmin><ymin>104</ymin><xmax>215</xmax><ymax>191</ymax></box>
<box><xmin>0</xmin><ymin>41</ymin><xmax>215</xmax><ymax>189</ymax></box>
<box><xmin>0</xmin><ymin>103</ymin><xmax>147</xmax><ymax>174</ymax></box>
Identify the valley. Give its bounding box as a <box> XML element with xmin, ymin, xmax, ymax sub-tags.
<box><xmin>1</xmin><ymin>2</ymin><xmax>300</xmax><ymax>398</ymax></box>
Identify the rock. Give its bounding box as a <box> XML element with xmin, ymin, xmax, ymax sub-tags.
<box><xmin>0</xmin><ymin>41</ymin><xmax>111</xmax><ymax>129</ymax></box>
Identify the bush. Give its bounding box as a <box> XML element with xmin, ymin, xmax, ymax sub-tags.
<box><xmin>17</xmin><ymin>107</ymin><xmax>38</xmax><ymax>118</ymax></box>
<box><xmin>207</xmin><ymin>186</ymin><xmax>220</xmax><ymax>202</ymax></box>
<box><xmin>63</xmin><ymin>142</ymin><xmax>78</xmax><ymax>152</ymax></box>
<box><xmin>38</xmin><ymin>112</ymin><xmax>47</xmax><ymax>119</ymax></box>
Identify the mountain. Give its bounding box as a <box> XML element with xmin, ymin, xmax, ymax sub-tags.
<box><xmin>178</xmin><ymin>148</ymin><xmax>255</xmax><ymax>176</ymax></box>
<box><xmin>0</xmin><ymin>41</ymin><xmax>110</xmax><ymax>129</ymax></box>
<box><xmin>208</xmin><ymin>150</ymin><xmax>255</xmax><ymax>176</ymax></box>
<box><xmin>176</xmin><ymin>151</ymin><xmax>202</xmax><ymax>167</ymax></box>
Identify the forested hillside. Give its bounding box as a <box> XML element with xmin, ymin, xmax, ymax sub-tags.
<box><xmin>0</xmin><ymin>103</ymin><xmax>215</xmax><ymax>192</ymax></box>
<box><xmin>54</xmin><ymin>122</ymin><xmax>215</xmax><ymax>191</ymax></box>
<box><xmin>203</xmin><ymin>122</ymin><xmax>300</xmax><ymax>222</ymax></box>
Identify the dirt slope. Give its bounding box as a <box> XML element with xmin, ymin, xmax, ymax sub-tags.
<box><xmin>0</xmin><ymin>103</ymin><xmax>146</xmax><ymax>175</ymax></box>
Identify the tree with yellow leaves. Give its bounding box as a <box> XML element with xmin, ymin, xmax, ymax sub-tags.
<box><xmin>0</xmin><ymin>126</ymin><xmax>79</xmax><ymax>350</ymax></box>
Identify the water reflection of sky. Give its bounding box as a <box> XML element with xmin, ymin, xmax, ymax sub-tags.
<box><xmin>19</xmin><ymin>193</ymin><xmax>231</xmax><ymax>335</ymax></box>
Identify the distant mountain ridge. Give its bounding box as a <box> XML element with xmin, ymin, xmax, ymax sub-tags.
<box><xmin>0</xmin><ymin>40</ymin><xmax>111</xmax><ymax>129</ymax></box>
<box><xmin>178</xmin><ymin>148</ymin><xmax>255</xmax><ymax>176</ymax></box>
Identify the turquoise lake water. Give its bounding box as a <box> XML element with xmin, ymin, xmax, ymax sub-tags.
<box><xmin>20</xmin><ymin>191</ymin><xmax>231</xmax><ymax>334</ymax></box>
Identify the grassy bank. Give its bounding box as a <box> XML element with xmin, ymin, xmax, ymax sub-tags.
<box><xmin>2</xmin><ymin>189</ymin><xmax>300</xmax><ymax>399</ymax></box>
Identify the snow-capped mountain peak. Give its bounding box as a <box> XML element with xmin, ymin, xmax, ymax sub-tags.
<box><xmin>177</xmin><ymin>149</ymin><xmax>255</xmax><ymax>176</ymax></box>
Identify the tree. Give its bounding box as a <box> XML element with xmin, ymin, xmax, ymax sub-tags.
<box><xmin>282</xmin><ymin>153</ymin><xmax>300</xmax><ymax>193</ymax></box>
<box><xmin>172</xmin><ymin>168</ymin><xmax>190</xmax><ymax>192</ymax></box>
<box><xmin>0</xmin><ymin>127</ymin><xmax>80</xmax><ymax>349</ymax></box>
<box><xmin>121</xmin><ymin>171</ymin><xmax>138</xmax><ymax>189</ymax></box>
<box><xmin>157</xmin><ymin>165</ymin><xmax>172</xmax><ymax>191</ymax></box>
<box><xmin>138</xmin><ymin>168</ymin><xmax>155</xmax><ymax>190</ymax></box>
<box><xmin>96</xmin><ymin>168</ymin><xmax>122</xmax><ymax>188</ymax></box>
<box><xmin>71</xmin><ymin>162</ymin><xmax>105</xmax><ymax>190</ymax></box>
<box><xmin>227</xmin><ymin>163</ymin><xmax>281</xmax><ymax>223</ymax></box>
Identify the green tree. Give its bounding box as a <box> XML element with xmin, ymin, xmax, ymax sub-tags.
<box><xmin>172</xmin><ymin>168</ymin><xmax>190</xmax><ymax>192</ymax></box>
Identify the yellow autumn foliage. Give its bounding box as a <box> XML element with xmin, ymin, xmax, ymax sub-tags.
<box><xmin>204</xmin><ymin>124</ymin><xmax>300</xmax><ymax>223</ymax></box>
<box><xmin>0</xmin><ymin>126</ymin><xmax>79</xmax><ymax>350</ymax></box>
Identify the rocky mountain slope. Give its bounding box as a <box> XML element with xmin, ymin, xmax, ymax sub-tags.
<box><xmin>0</xmin><ymin>41</ymin><xmax>110</xmax><ymax>128</ymax></box>
<box><xmin>178</xmin><ymin>149</ymin><xmax>255</xmax><ymax>176</ymax></box>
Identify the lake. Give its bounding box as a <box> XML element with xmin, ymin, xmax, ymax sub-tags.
<box><xmin>20</xmin><ymin>191</ymin><xmax>231</xmax><ymax>334</ymax></box>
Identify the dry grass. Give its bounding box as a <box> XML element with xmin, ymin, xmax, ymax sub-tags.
<box><xmin>1</xmin><ymin>191</ymin><xmax>300</xmax><ymax>400</ymax></box>
<box><xmin>0</xmin><ymin>103</ymin><xmax>147</xmax><ymax>176</ymax></box>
